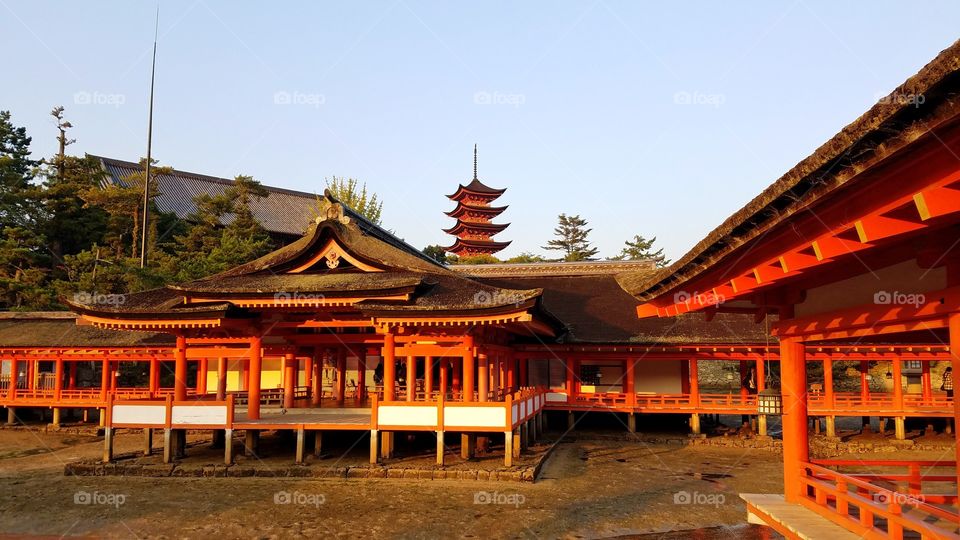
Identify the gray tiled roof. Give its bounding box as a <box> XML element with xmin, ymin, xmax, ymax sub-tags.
<box><xmin>92</xmin><ymin>155</ymin><xmax>320</xmax><ymax>237</ymax></box>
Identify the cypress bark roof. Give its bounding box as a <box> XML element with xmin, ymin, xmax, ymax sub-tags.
<box><xmin>0</xmin><ymin>313</ymin><xmax>172</xmax><ymax>347</ymax></box>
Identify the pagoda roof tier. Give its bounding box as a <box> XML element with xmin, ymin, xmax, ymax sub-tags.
<box><xmin>442</xmin><ymin>221</ymin><xmax>510</xmax><ymax>236</ymax></box>
<box><xmin>444</xmin><ymin>238</ymin><xmax>512</xmax><ymax>254</ymax></box>
<box><xmin>446</xmin><ymin>178</ymin><xmax>507</xmax><ymax>201</ymax></box>
<box><xmin>444</xmin><ymin>203</ymin><xmax>508</xmax><ymax>219</ymax></box>
<box><xmin>66</xmin><ymin>191</ymin><xmax>557</xmax><ymax>334</ymax></box>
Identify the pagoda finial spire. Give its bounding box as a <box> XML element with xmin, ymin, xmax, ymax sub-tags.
<box><xmin>473</xmin><ymin>144</ymin><xmax>478</xmax><ymax>180</ymax></box>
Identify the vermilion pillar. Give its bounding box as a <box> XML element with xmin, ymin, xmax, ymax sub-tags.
<box><xmin>565</xmin><ymin>357</ymin><xmax>575</xmax><ymax>403</ymax></box>
<box><xmin>197</xmin><ymin>358</ymin><xmax>208</xmax><ymax>394</ymax></box>
<box><xmin>405</xmin><ymin>356</ymin><xmax>416</xmax><ymax>402</ymax></box>
<box><xmin>283</xmin><ymin>352</ymin><xmax>296</xmax><ymax>409</ymax></box>
<box><xmin>68</xmin><ymin>362</ymin><xmax>77</xmax><ymax>390</ymax></box>
<box><xmin>439</xmin><ymin>358</ymin><xmax>449</xmax><ymax>397</ymax></box>
<box><xmin>149</xmin><ymin>356</ymin><xmax>159</xmax><ymax>397</ymax></box>
<box><xmin>689</xmin><ymin>359</ymin><xmax>700</xmax><ymax>407</ymax></box>
<box><xmin>174</xmin><ymin>335</ymin><xmax>188</xmax><ymax>401</ymax></box>
<box><xmin>739</xmin><ymin>360</ymin><xmax>748</xmax><ymax>400</ymax></box>
<box><xmin>860</xmin><ymin>361</ymin><xmax>869</xmax><ymax>401</ymax></box>
<box><xmin>424</xmin><ymin>356</ymin><xmax>433</xmax><ymax>397</ymax></box>
<box><xmin>518</xmin><ymin>357</ymin><xmax>528</xmax><ymax>387</ymax></box>
<box><xmin>624</xmin><ymin>358</ymin><xmax>636</xmax><ymax>395</ymax></box>
<box><xmin>781</xmin><ymin>337</ymin><xmax>809</xmax><ymax>503</ymax></box>
<box><xmin>8</xmin><ymin>357</ymin><xmax>17</xmax><ymax>399</ymax></box>
<box><xmin>216</xmin><ymin>357</ymin><xmax>227</xmax><ymax>400</ymax></box>
<box><xmin>247</xmin><ymin>337</ymin><xmax>263</xmax><ymax>419</ymax></box>
<box><xmin>452</xmin><ymin>358</ymin><xmax>461</xmax><ymax>393</ymax></box>
<box><xmin>756</xmin><ymin>357</ymin><xmax>766</xmax><ymax>392</ymax></box>
<box><xmin>383</xmin><ymin>331</ymin><xmax>396</xmax><ymax>401</ymax></box>
<box><xmin>949</xmin><ymin>312</ymin><xmax>960</xmax><ymax>490</ymax></box>
<box><xmin>337</xmin><ymin>348</ymin><xmax>347</xmax><ymax>404</ymax></box>
<box><xmin>311</xmin><ymin>348</ymin><xmax>322</xmax><ymax>406</ymax></box>
<box><xmin>356</xmin><ymin>348</ymin><xmax>367</xmax><ymax>402</ymax></box>
<box><xmin>892</xmin><ymin>357</ymin><xmax>903</xmax><ymax>410</ymax></box>
<box><xmin>921</xmin><ymin>361</ymin><xmax>932</xmax><ymax>401</ymax></box>
<box><xmin>462</xmin><ymin>336</ymin><xmax>475</xmax><ymax>402</ymax></box>
<box><xmin>823</xmin><ymin>358</ymin><xmax>834</xmax><ymax>408</ymax></box>
<box><xmin>54</xmin><ymin>356</ymin><xmax>63</xmax><ymax>401</ymax></box>
<box><xmin>506</xmin><ymin>354</ymin><xmax>516</xmax><ymax>392</ymax></box>
<box><xmin>478</xmin><ymin>353</ymin><xmax>489</xmax><ymax>402</ymax></box>
<box><xmin>100</xmin><ymin>357</ymin><xmax>109</xmax><ymax>401</ymax></box>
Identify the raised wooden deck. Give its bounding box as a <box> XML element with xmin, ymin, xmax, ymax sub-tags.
<box><xmin>233</xmin><ymin>407</ymin><xmax>372</xmax><ymax>431</ymax></box>
<box><xmin>741</xmin><ymin>493</ymin><xmax>861</xmax><ymax>540</ymax></box>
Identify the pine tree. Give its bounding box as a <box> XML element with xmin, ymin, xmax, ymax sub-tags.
<box><xmin>542</xmin><ymin>214</ymin><xmax>598</xmax><ymax>261</ymax></box>
<box><xmin>609</xmin><ymin>235</ymin><xmax>670</xmax><ymax>267</ymax></box>
<box><xmin>322</xmin><ymin>176</ymin><xmax>383</xmax><ymax>224</ymax></box>
<box><xmin>422</xmin><ymin>244</ymin><xmax>448</xmax><ymax>264</ymax></box>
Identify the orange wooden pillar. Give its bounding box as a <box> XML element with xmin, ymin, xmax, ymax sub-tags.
<box><xmin>68</xmin><ymin>361</ymin><xmax>77</xmax><ymax>390</ymax></box>
<box><xmin>506</xmin><ymin>354</ymin><xmax>516</xmax><ymax>392</ymax></box>
<box><xmin>336</xmin><ymin>348</ymin><xmax>347</xmax><ymax>404</ymax></box>
<box><xmin>461</xmin><ymin>336</ymin><xmax>476</xmax><ymax>458</ymax></box>
<box><xmin>149</xmin><ymin>356</ymin><xmax>159</xmax><ymax>397</ymax></box>
<box><xmin>739</xmin><ymin>360</ymin><xmax>748</xmax><ymax>400</ymax></box>
<box><xmin>383</xmin><ymin>331</ymin><xmax>396</xmax><ymax>401</ymax></box>
<box><xmin>53</xmin><ymin>355</ymin><xmax>64</xmax><ymax>425</ymax></box>
<box><xmin>439</xmin><ymin>358</ymin><xmax>449</xmax><ymax>397</ymax></box>
<box><xmin>565</xmin><ymin>357</ymin><xmax>576</xmax><ymax>403</ymax></box>
<box><xmin>405</xmin><ymin>356</ymin><xmax>415</xmax><ymax>402</ymax></box>
<box><xmin>311</xmin><ymin>348</ymin><xmax>322</xmax><ymax>406</ymax></box>
<box><xmin>8</xmin><ymin>356</ymin><xmax>17</xmax><ymax>399</ymax></box>
<box><xmin>921</xmin><ymin>361</ymin><xmax>932</xmax><ymax>401</ymax></box>
<box><xmin>304</xmin><ymin>355</ymin><xmax>313</xmax><ymax>391</ymax></box>
<box><xmin>99</xmin><ymin>357</ymin><xmax>109</xmax><ymax>401</ymax></box>
<box><xmin>452</xmin><ymin>358</ymin><xmax>462</xmax><ymax>394</ymax></box>
<box><xmin>780</xmin><ymin>337</ymin><xmax>809</xmax><ymax>503</ymax></box>
<box><xmin>892</xmin><ymin>356</ymin><xmax>905</xmax><ymax>439</ymax></box>
<box><xmin>197</xmin><ymin>358</ymin><xmax>208</xmax><ymax>394</ymax></box>
<box><xmin>689</xmin><ymin>358</ymin><xmax>701</xmax><ymax>434</ymax></box>
<box><xmin>216</xmin><ymin>357</ymin><xmax>227</xmax><ymax>400</ymax></box>
<box><xmin>26</xmin><ymin>359</ymin><xmax>34</xmax><ymax>391</ymax></box>
<box><xmin>283</xmin><ymin>352</ymin><xmax>296</xmax><ymax>409</ymax></box>
<box><xmin>756</xmin><ymin>357</ymin><xmax>766</xmax><ymax>392</ymax></box>
<box><xmin>860</xmin><ymin>360</ymin><xmax>871</xmax><ymax>431</ymax></box>
<box><xmin>823</xmin><ymin>357</ymin><xmax>836</xmax><ymax>437</ymax></box>
<box><xmin>424</xmin><ymin>356</ymin><xmax>433</xmax><ymax>398</ymax></box>
<box><xmin>174</xmin><ymin>335</ymin><xmax>188</xmax><ymax>401</ymax></box>
<box><xmin>949</xmin><ymin>312</ymin><xmax>960</xmax><ymax>491</ymax></box>
<box><xmin>356</xmin><ymin>348</ymin><xmax>367</xmax><ymax>403</ymax></box>
<box><xmin>518</xmin><ymin>356</ymin><xmax>527</xmax><ymax>387</ymax></box>
<box><xmin>625</xmin><ymin>357</ymin><xmax>637</xmax><ymax>432</ymax></box>
<box><xmin>462</xmin><ymin>336</ymin><xmax>475</xmax><ymax>402</ymax></box>
<box><xmin>478</xmin><ymin>353</ymin><xmax>489</xmax><ymax>402</ymax></box>
<box><xmin>247</xmin><ymin>336</ymin><xmax>263</xmax><ymax>420</ymax></box>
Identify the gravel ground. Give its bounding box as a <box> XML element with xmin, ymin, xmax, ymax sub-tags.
<box><xmin>0</xmin><ymin>427</ymin><xmax>788</xmax><ymax>539</ymax></box>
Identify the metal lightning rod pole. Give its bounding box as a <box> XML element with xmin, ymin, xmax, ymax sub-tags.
<box><xmin>140</xmin><ymin>6</ymin><xmax>159</xmax><ymax>268</ymax></box>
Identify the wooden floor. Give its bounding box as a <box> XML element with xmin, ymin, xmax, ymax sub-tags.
<box><xmin>740</xmin><ymin>493</ymin><xmax>861</xmax><ymax>540</ymax></box>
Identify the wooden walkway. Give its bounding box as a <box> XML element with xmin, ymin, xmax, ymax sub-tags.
<box><xmin>741</xmin><ymin>493</ymin><xmax>861</xmax><ymax>540</ymax></box>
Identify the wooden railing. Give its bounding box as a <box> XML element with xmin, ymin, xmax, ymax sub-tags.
<box><xmin>799</xmin><ymin>461</ymin><xmax>960</xmax><ymax>538</ymax></box>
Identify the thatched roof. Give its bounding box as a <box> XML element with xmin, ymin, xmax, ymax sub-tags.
<box><xmin>623</xmin><ymin>39</ymin><xmax>960</xmax><ymax>301</ymax></box>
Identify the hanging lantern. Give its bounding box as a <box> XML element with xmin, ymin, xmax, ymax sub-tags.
<box><xmin>885</xmin><ymin>369</ymin><xmax>893</xmax><ymax>380</ymax></box>
<box><xmin>758</xmin><ymin>388</ymin><xmax>783</xmax><ymax>416</ymax></box>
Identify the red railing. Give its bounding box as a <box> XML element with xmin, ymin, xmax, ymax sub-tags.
<box><xmin>799</xmin><ymin>461</ymin><xmax>960</xmax><ymax>538</ymax></box>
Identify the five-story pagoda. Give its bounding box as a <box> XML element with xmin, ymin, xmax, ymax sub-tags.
<box><xmin>444</xmin><ymin>146</ymin><xmax>511</xmax><ymax>257</ymax></box>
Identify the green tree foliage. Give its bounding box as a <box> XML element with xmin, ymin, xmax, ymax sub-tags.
<box><xmin>451</xmin><ymin>254</ymin><xmax>499</xmax><ymax>265</ymax></box>
<box><xmin>159</xmin><ymin>175</ymin><xmax>272</xmax><ymax>282</ymax></box>
<box><xmin>542</xmin><ymin>213</ymin><xmax>598</xmax><ymax>261</ymax></box>
<box><xmin>504</xmin><ymin>252</ymin><xmax>546</xmax><ymax>263</ymax></box>
<box><xmin>323</xmin><ymin>176</ymin><xmax>383</xmax><ymax>224</ymax></box>
<box><xmin>0</xmin><ymin>111</ymin><xmax>47</xmax><ymax>309</ymax></box>
<box><xmin>609</xmin><ymin>234</ymin><xmax>670</xmax><ymax>267</ymax></box>
<box><xmin>422</xmin><ymin>244</ymin><xmax>448</xmax><ymax>264</ymax></box>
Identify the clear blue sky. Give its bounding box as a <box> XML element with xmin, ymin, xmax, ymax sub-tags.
<box><xmin>3</xmin><ymin>1</ymin><xmax>959</xmax><ymax>260</ymax></box>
